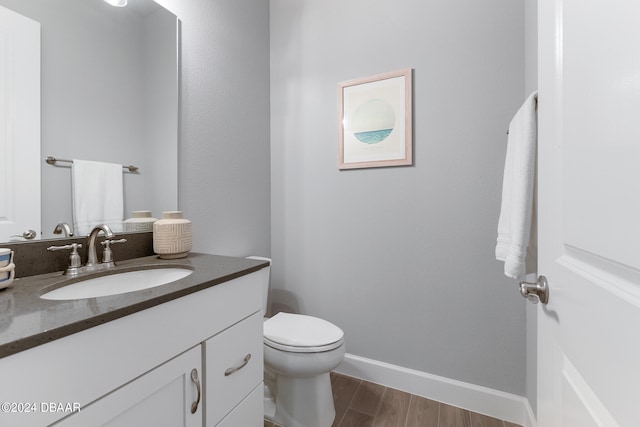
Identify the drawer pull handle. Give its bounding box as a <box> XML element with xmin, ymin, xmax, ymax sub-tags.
<box><xmin>224</xmin><ymin>353</ymin><xmax>252</xmax><ymax>376</ymax></box>
<box><xmin>190</xmin><ymin>368</ymin><xmax>201</xmax><ymax>414</ymax></box>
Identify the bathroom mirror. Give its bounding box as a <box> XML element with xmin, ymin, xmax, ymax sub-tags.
<box><xmin>0</xmin><ymin>0</ymin><xmax>178</xmax><ymax>242</ymax></box>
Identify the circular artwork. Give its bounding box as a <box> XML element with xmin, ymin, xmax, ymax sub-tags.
<box><xmin>351</xmin><ymin>99</ymin><xmax>396</xmax><ymax>144</ymax></box>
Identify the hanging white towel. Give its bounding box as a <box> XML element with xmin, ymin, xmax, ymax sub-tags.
<box><xmin>72</xmin><ymin>159</ymin><xmax>124</xmax><ymax>236</ymax></box>
<box><xmin>496</xmin><ymin>92</ymin><xmax>538</xmax><ymax>279</ymax></box>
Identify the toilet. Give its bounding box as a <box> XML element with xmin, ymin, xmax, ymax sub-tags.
<box><xmin>248</xmin><ymin>257</ymin><xmax>345</xmax><ymax>427</ymax></box>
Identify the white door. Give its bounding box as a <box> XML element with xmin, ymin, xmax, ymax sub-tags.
<box><xmin>0</xmin><ymin>6</ymin><xmax>40</xmax><ymax>242</ymax></box>
<box><xmin>537</xmin><ymin>1</ymin><xmax>640</xmax><ymax>426</ymax></box>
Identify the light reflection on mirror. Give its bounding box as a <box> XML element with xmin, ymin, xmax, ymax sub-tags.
<box><xmin>0</xmin><ymin>0</ymin><xmax>178</xmax><ymax>242</ymax></box>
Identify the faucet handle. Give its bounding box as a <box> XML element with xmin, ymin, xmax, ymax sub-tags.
<box><xmin>100</xmin><ymin>238</ymin><xmax>127</xmax><ymax>248</ymax></box>
<box><xmin>100</xmin><ymin>238</ymin><xmax>127</xmax><ymax>264</ymax></box>
<box><xmin>47</xmin><ymin>243</ymin><xmax>83</xmax><ymax>275</ymax></box>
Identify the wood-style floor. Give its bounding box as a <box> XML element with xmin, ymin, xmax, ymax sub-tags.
<box><xmin>264</xmin><ymin>372</ymin><xmax>523</xmax><ymax>427</ymax></box>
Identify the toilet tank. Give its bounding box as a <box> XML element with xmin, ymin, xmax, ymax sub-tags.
<box><xmin>246</xmin><ymin>256</ymin><xmax>271</xmax><ymax>316</ymax></box>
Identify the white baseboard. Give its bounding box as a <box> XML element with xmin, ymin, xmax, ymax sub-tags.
<box><xmin>523</xmin><ymin>399</ymin><xmax>536</xmax><ymax>427</ymax></box>
<box><xmin>335</xmin><ymin>353</ymin><xmax>537</xmax><ymax>427</ymax></box>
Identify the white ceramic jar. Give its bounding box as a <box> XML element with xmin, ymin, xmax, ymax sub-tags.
<box><xmin>152</xmin><ymin>211</ymin><xmax>192</xmax><ymax>259</ymax></box>
<box><xmin>123</xmin><ymin>210</ymin><xmax>158</xmax><ymax>232</ymax></box>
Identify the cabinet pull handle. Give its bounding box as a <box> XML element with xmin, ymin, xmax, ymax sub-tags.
<box><xmin>224</xmin><ymin>353</ymin><xmax>252</xmax><ymax>376</ymax></box>
<box><xmin>190</xmin><ymin>368</ymin><xmax>201</xmax><ymax>414</ymax></box>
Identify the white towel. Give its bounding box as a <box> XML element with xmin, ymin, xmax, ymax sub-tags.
<box><xmin>496</xmin><ymin>92</ymin><xmax>538</xmax><ymax>279</ymax></box>
<box><xmin>72</xmin><ymin>160</ymin><xmax>124</xmax><ymax>236</ymax></box>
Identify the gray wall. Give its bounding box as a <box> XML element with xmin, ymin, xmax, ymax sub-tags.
<box><xmin>158</xmin><ymin>0</ymin><xmax>271</xmax><ymax>257</ymax></box>
<box><xmin>5</xmin><ymin>0</ymin><xmax>533</xmax><ymax>403</ymax></box>
<box><xmin>270</xmin><ymin>0</ymin><xmax>527</xmax><ymax>395</ymax></box>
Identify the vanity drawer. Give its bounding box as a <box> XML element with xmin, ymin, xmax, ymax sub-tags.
<box><xmin>215</xmin><ymin>383</ymin><xmax>263</xmax><ymax>427</ymax></box>
<box><xmin>204</xmin><ymin>311</ymin><xmax>263</xmax><ymax>426</ymax></box>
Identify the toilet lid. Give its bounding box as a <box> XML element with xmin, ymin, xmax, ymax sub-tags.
<box><xmin>263</xmin><ymin>313</ymin><xmax>344</xmax><ymax>351</ymax></box>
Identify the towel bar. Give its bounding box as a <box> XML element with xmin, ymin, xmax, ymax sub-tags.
<box><xmin>45</xmin><ymin>156</ymin><xmax>139</xmax><ymax>172</ymax></box>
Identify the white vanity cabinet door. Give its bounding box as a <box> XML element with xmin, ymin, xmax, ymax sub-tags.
<box><xmin>53</xmin><ymin>346</ymin><xmax>203</xmax><ymax>427</ymax></box>
<box><xmin>204</xmin><ymin>311</ymin><xmax>263</xmax><ymax>426</ymax></box>
<box><xmin>215</xmin><ymin>384</ymin><xmax>263</xmax><ymax>427</ymax></box>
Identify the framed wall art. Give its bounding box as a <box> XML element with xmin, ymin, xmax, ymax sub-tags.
<box><xmin>338</xmin><ymin>68</ymin><xmax>412</xmax><ymax>170</ymax></box>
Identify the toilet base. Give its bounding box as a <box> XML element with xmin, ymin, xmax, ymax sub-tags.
<box><xmin>264</xmin><ymin>371</ymin><xmax>336</xmax><ymax>427</ymax></box>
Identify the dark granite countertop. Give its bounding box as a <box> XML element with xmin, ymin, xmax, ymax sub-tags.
<box><xmin>0</xmin><ymin>253</ymin><xmax>268</xmax><ymax>359</ymax></box>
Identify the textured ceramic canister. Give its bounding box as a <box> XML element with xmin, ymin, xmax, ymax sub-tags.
<box><xmin>124</xmin><ymin>210</ymin><xmax>158</xmax><ymax>232</ymax></box>
<box><xmin>153</xmin><ymin>211</ymin><xmax>192</xmax><ymax>259</ymax></box>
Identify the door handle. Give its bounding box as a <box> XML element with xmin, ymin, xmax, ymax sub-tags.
<box><xmin>519</xmin><ymin>276</ymin><xmax>549</xmax><ymax>305</ymax></box>
<box><xmin>11</xmin><ymin>230</ymin><xmax>37</xmax><ymax>240</ymax></box>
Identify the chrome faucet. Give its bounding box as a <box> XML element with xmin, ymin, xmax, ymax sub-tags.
<box><xmin>47</xmin><ymin>224</ymin><xmax>127</xmax><ymax>276</ymax></box>
<box><xmin>86</xmin><ymin>224</ymin><xmax>115</xmax><ymax>268</ymax></box>
<box><xmin>53</xmin><ymin>222</ymin><xmax>74</xmax><ymax>237</ymax></box>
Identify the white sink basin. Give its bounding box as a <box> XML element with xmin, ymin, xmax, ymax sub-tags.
<box><xmin>40</xmin><ymin>267</ymin><xmax>193</xmax><ymax>300</ymax></box>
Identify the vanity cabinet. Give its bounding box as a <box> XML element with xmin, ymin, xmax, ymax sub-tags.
<box><xmin>53</xmin><ymin>311</ymin><xmax>265</xmax><ymax>427</ymax></box>
<box><xmin>0</xmin><ymin>268</ymin><xmax>264</xmax><ymax>427</ymax></box>
<box><xmin>53</xmin><ymin>346</ymin><xmax>203</xmax><ymax>427</ymax></box>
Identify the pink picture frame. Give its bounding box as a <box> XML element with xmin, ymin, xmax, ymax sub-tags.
<box><xmin>338</xmin><ymin>69</ymin><xmax>413</xmax><ymax>169</ymax></box>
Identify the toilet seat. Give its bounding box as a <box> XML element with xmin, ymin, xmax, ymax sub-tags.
<box><xmin>264</xmin><ymin>312</ymin><xmax>344</xmax><ymax>353</ymax></box>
